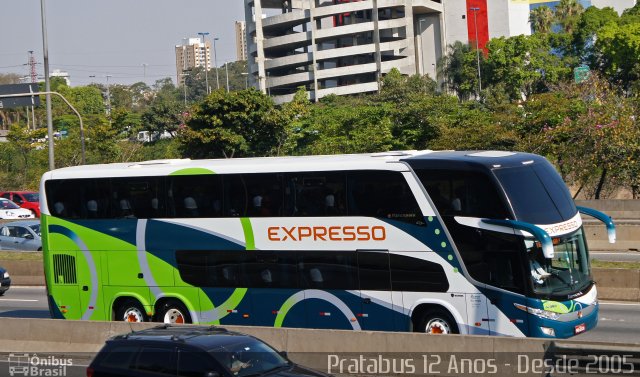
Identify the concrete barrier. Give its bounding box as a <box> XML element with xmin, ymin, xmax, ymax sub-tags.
<box><xmin>0</xmin><ymin>259</ymin><xmax>44</xmax><ymax>286</ymax></box>
<box><xmin>593</xmin><ymin>268</ymin><xmax>640</xmax><ymax>301</ymax></box>
<box><xmin>1</xmin><ymin>318</ymin><xmax>639</xmax><ymax>376</ymax></box>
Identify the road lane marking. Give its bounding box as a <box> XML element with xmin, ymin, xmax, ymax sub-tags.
<box><xmin>0</xmin><ymin>299</ymin><xmax>38</xmax><ymax>302</ymax></box>
<box><xmin>600</xmin><ymin>301</ymin><xmax>640</xmax><ymax>306</ymax></box>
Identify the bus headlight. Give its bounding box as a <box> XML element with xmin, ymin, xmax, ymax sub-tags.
<box><xmin>514</xmin><ymin>303</ymin><xmax>560</xmax><ymax>320</ymax></box>
<box><xmin>3</xmin><ymin>272</ymin><xmax>9</xmax><ymax>279</ymax></box>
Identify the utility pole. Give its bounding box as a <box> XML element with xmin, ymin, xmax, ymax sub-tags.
<box><xmin>142</xmin><ymin>63</ymin><xmax>148</xmax><ymax>81</ymax></box>
<box><xmin>197</xmin><ymin>32</ymin><xmax>210</xmax><ymax>94</ymax></box>
<box><xmin>28</xmin><ymin>51</ymin><xmax>38</xmax><ymax>128</ymax></box>
<box><xmin>106</xmin><ymin>74</ymin><xmax>112</xmax><ymax>119</ymax></box>
<box><xmin>213</xmin><ymin>37</ymin><xmax>220</xmax><ymax>89</ymax></box>
<box><xmin>225</xmin><ymin>62</ymin><xmax>230</xmax><ymax>92</ymax></box>
<box><xmin>40</xmin><ymin>0</ymin><xmax>55</xmax><ymax>170</ymax></box>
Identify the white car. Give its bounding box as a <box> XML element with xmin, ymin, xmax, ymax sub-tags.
<box><xmin>0</xmin><ymin>198</ymin><xmax>35</xmax><ymax>219</ymax></box>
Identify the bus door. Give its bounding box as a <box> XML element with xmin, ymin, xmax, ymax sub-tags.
<box><xmin>248</xmin><ymin>251</ymin><xmax>307</xmax><ymax>328</ymax></box>
<box><xmin>465</xmin><ymin>292</ymin><xmax>490</xmax><ymax>335</ymax></box>
<box><xmin>299</xmin><ymin>251</ymin><xmax>363</xmax><ymax>330</ymax></box>
<box><xmin>357</xmin><ymin>250</ymin><xmax>397</xmax><ymax>331</ymax></box>
<box><xmin>49</xmin><ymin>251</ymin><xmax>82</xmax><ymax>320</ymax></box>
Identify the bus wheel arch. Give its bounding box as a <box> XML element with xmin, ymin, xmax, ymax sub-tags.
<box><xmin>411</xmin><ymin>304</ymin><xmax>459</xmax><ymax>335</ymax></box>
<box><xmin>154</xmin><ymin>298</ymin><xmax>192</xmax><ymax>324</ymax></box>
<box><xmin>114</xmin><ymin>297</ymin><xmax>149</xmax><ymax>323</ymax></box>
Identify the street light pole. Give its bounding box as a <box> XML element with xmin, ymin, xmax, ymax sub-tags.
<box><xmin>197</xmin><ymin>32</ymin><xmax>210</xmax><ymax>94</ymax></box>
<box><xmin>470</xmin><ymin>7</ymin><xmax>483</xmax><ymax>94</ymax></box>
<box><xmin>181</xmin><ymin>72</ymin><xmax>189</xmax><ymax>105</ymax></box>
<box><xmin>106</xmin><ymin>74</ymin><xmax>112</xmax><ymax>117</ymax></box>
<box><xmin>213</xmin><ymin>37</ymin><xmax>220</xmax><ymax>90</ymax></box>
<box><xmin>40</xmin><ymin>0</ymin><xmax>54</xmax><ymax>170</ymax></box>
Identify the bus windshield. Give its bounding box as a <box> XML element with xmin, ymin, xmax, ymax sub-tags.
<box><xmin>526</xmin><ymin>228</ymin><xmax>592</xmax><ymax>299</ymax></box>
<box><xmin>493</xmin><ymin>163</ymin><xmax>576</xmax><ymax>225</ymax></box>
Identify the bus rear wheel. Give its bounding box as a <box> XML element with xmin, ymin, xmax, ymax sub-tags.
<box><xmin>116</xmin><ymin>299</ymin><xmax>148</xmax><ymax>323</ymax></box>
<box><xmin>417</xmin><ymin>309</ymin><xmax>458</xmax><ymax>335</ymax></box>
<box><xmin>157</xmin><ymin>300</ymin><xmax>192</xmax><ymax>324</ymax></box>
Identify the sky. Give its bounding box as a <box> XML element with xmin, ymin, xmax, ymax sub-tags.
<box><xmin>0</xmin><ymin>0</ymin><xmax>245</xmax><ymax>87</ymax></box>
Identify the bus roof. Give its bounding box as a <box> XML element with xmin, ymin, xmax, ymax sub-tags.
<box><xmin>43</xmin><ymin>151</ymin><xmax>433</xmax><ymax>180</ymax></box>
<box><xmin>402</xmin><ymin>150</ymin><xmax>547</xmax><ymax>171</ymax></box>
<box><xmin>42</xmin><ymin>150</ymin><xmax>545</xmax><ymax>180</ymax></box>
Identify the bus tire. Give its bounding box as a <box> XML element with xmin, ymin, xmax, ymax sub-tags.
<box><xmin>416</xmin><ymin>309</ymin><xmax>458</xmax><ymax>335</ymax></box>
<box><xmin>116</xmin><ymin>299</ymin><xmax>148</xmax><ymax>323</ymax></box>
<box><xmin>156</xmin><ymin>300</ymin><xmax>192</xmax><ymax>324</ymax></box>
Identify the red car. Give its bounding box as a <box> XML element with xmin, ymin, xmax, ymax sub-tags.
<box><xmin>0</xmin><ymin>192</ymin><xmax>40</xmax><ymax>217</ymax></box>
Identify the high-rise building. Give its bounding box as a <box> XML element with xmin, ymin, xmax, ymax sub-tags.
<box><xmin>245</xmin><ymin>0</ymin><xmax>636</xmax><ymax>103</ymax></box>
<box><xmin>175</xmin><ymin>37</ymin><xmax>212</xmax><ymax>85</ymax></box>
<box><xmin>236</xmin><ymin>21</ymin><xmax>248</xmax><ymax>61</ymax></box>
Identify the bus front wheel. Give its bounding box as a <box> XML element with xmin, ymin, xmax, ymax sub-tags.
<box><xmin>116</xmin><ymin>299</ymin><xmax>148</xmax><ymax>323</ymax></box>
<box><xmin>156</xmin><ymin>300</ymin><xmax>192</xmax><ymax>324</ymax></box>
<box><xmin>417</xmin><ymin>309</ymin><xmax>458</xmax><ymax>335</ymax></box>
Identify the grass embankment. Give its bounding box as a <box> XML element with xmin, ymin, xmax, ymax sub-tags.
<box><xmin>591</xmin><ymin>260</ymin><xmax>640</xmax><ymax>270</ymax></box>
<box><xmin>0</xmin><ymin>251</ymin><xmax>42</xmax><ymax>261</ymax></box>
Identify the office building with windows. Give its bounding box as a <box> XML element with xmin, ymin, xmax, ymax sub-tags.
<box><xmin>244</xmin><ymin>0</ymin><xmax>636</xmax><ymax>103</ymax></box>
<box><xmin>175</xmin><ymin>37</ymin><xmax>212</xmax><ymax>86</ymax></box>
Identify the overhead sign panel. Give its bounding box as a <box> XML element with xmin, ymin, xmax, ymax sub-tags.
<box><xmin>0</xmin><ymin>83</ymin><xmax>41</xmax><ymax>109</ymax></box>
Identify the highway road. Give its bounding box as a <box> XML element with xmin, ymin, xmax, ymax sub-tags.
<box><xmin>1</xmin><ymin>287</ymin><xmax>640</xmax><ymax>345</ymax></box>
<box><xmin>591</xmin><ymin>250</ymin><xmax>640</xmax><ymax>263</ymax></box>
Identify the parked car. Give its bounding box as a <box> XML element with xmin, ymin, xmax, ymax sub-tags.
<box><xmin>0</xmin><ymin>266</ymin><xmax>10</xmax><ymax>296</ymax></box>
<box><xmin>0</xmin><ymin>191</ymin><xmax>40</xmax><ymax>217</ymax></box>
<box><xmin>0</xmin><ymin>198</ymin><xmax>35</xmax><ymax>220</ymax></box>
<box><xmin>0</xmin><ymin>220</ymin><xmax>41</xmax><ymax>251</ymax></box>
<box><xmin>87</xmin><ymin>325</ymin><xmax>330</xmax><ymax>377</ymax></box>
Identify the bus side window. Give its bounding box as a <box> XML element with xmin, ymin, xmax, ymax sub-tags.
<box><xmin>299</xmin><ymin>251</ymin><xmax>357</xmax><ymax>290</ymax></box>
<box><xmin>347</xmin><ymin>171</ymin><xmax>422</xmax><ymax>225</ymax></box>
<box><xmin>390</xmin><ymin>254</ymin><xmax>449</xmax><ymax>292</ymax></box>
<box><xmin>168</xmin><ymin>175</ymin><xmax>223</xmax><ymax>218</ymax></box>
<box><xmin>284</xmin><ymin>172</ymin><xmax>345</xmax><ymax>217</ymax></box>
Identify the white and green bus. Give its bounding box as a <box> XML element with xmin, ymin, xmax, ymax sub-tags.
<box><xmin>40</xmin><ymin>150</ymin><xmax>615</xmax><ymax>338</ymax></box>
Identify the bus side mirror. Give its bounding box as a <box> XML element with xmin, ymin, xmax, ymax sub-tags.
<box><xmin>481</xmin><ymin>219</ymin><xmax>554</xmax><ymax>259</ymax></box>
<box><xmin>577</xmin><ymin>206</ymin><xmax>616</xmax><ymax>244</ymax></box>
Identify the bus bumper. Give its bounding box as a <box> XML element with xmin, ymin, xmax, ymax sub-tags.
<box><xmin>529</xmin><ymin>303</ymin><xmax>598</xmax><ymax>339</ymax></box>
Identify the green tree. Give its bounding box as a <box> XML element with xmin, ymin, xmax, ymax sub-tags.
<box><xmin>555</xmin><ymin>0</ymin><xmax>584</xmax><ymax>33</ymax></box>
<box><xmin>530</xmin><ymin>6</ymin><xmax>555</xmax><ymax>34</ymax></box>
<box><xmin>437</xmin><ymin>41</ymin><xmax>481</xmax><ymax>101</ymax></box>
<box><xmin>295</xmin><ymin>96</ymin><xmax>395</xmax><ymax>155</ymax></box>
<box><xmin>378</xmin><ymin>68</ymin><xmax>436</xmax><ymax>103</ymax></box>
<box><xmin>179</xmin><ymin>89</ymin><xmax>282</xmax><ymax>158</ymax></box>
<box><xmin>141</xmin><ymin>90</ymin><xmax>185</xmax><ymax>137</ymax></box>
<box><xmin>572</xmin><ymin>6</ymin><xmax>619</xmax><ymax>61</ymax></box>
<box><xmin>485</xmin><ymin>34</ymin><xmax>570</xmax><ymax>100</ymax></box>
<box><xmin>595</xmin><ymin>21</ymin><xmax>640</xmax><ymax>89</ymax></box>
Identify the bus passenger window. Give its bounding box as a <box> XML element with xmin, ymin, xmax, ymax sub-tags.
<box><xmin>348</xmin><ymin>171</ymin><xmax>422</xmax><ymax>225</ymax></box>
<box><xmin>285</xmin><ymin>172</ymin><xmax>345</xmax><ymax>217</ymax></box>
<box><xmin>390</xmin><ymin>254</ymin><xmax>449</xmax><ymax>292</ymax></box>
<box><xmin>299</xmin><ymin>251</ymin><xmax>357</xmax><ymax>290</ymax></box>
<box><xmin>168</xmin><ymin>175</ymin><xmax>223</xmax><ymax>218</ymax></box>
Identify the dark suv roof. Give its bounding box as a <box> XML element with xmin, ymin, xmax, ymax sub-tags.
<box><xmin>111</xmin><ymin>325</ymin><xmax>255</xmax><ymax>350</ymax></box>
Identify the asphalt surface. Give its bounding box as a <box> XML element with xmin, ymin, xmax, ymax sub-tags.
<box><xmin>591</xmin><ymin>250</ymin><xmax>640</xmax><ymax>262</ymax></box>
<box><xmin>1</xmin><ymin>287</ymin><xmax>640</xmax><ymax>346</ymax></box>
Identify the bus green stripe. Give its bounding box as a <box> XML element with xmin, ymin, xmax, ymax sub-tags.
<box><xmin>169</xmin><ymin>168</ymin><xmax>215</xmax><ymax>176</ymax></box>
<box><xmin>240</xmin><ymin>218</ymin><xmax>255</xmax><ymax>250</ymax></box>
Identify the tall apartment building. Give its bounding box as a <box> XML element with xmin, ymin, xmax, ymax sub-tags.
<box><xmin>244</xmin><ymin>0</ymin><xmax>636</xmax><ymax>103</ymax></box>
<box><xmin>236</xmin><ymin>21</ymin><xmax>248</xmax><ymax>61</ymax></box>
<box><xmin>175</xmin><ymin>37</ymin><xmax>212</xmax><ymax>85</ymax></box>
